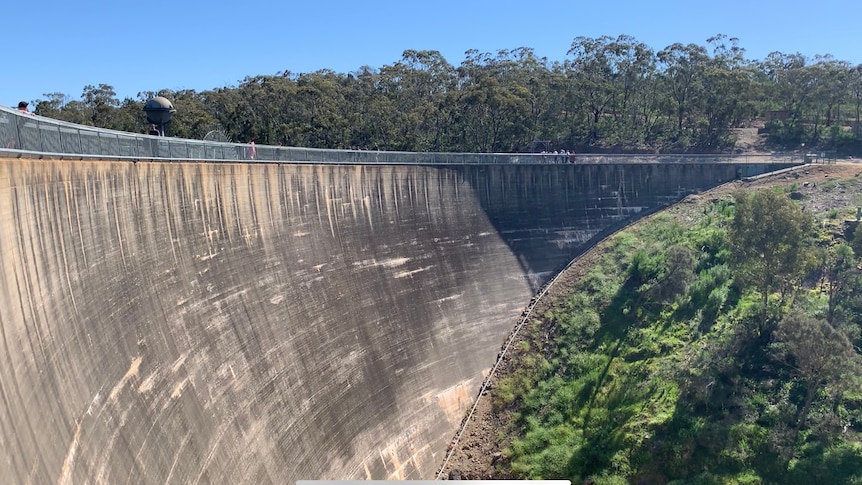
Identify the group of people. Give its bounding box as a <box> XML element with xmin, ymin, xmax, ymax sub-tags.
<box><xmin>538</xmin><ymin>149</ymin><xmax>576</xmax><ymax>163</ymax></box>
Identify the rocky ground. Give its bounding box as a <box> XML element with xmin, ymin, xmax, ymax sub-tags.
<box><xmin>438</xmin><ymin>161</ymin><xmax>862</xmax><ymax>480</ymax></box>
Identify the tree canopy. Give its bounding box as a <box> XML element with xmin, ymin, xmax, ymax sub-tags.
<box><xmin>728</xmin><ymin>188</ymin><xmax>815</xmax><ymax>326</ymax></box>
<box><xmin>29</xmin><ymin>35</ymin><xmax>862</xmax><ymax>155</ymax></box>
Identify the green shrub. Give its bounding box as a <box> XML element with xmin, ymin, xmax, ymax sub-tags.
<box><xmin>851</xmin><ymin>225</ymin><xmax>862</xmax><ymax>256</ymax></box>
<box><xmin>785</xmin><ymin>442</ymin><xmax>862</xmax><ymax>484</ymax></box>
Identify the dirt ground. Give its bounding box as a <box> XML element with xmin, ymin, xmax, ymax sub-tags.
<box><xmin>437</xmin><ymin>161</ymin><xmax>862</xmax><ymax>480</ymax></box>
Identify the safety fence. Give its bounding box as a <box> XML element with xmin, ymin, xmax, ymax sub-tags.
<box><xmin>0</xmin><ymin>105</ymin><xmax>801</xmax><ymax>165</ymax></box>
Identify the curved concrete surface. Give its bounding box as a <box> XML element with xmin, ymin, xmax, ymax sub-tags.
<box><xmin>0</xmin><ymin>158</ymin><xmax>797</xmax><ymax>483</ymax></box>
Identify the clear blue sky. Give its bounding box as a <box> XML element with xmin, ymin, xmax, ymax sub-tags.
<box><xmin>5</xmin><ymin>0</ymin><xmax>861</xmax><ymax>107</ymax></box>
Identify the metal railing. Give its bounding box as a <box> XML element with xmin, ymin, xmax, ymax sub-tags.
<box><xmin>0</xmin><ymin>105</ymin><xmax>801</xmax><ymax>165</ymax></box>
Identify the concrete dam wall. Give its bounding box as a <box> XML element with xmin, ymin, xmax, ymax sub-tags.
<box><xmin>0</xmin><ymin>158</ymin><xmax>796</xmax><ymax>483</ymax></box>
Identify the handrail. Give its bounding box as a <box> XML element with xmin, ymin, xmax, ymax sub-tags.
<box><xmin>0</xmin><ymin>105</ymin><xmax>801</xmax><ymax>165</ymax></box>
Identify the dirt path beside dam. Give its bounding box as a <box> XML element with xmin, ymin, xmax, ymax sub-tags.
<box><xmin>440</xmin><ymin>161</ymin><xmax>862</xmax><ymax>480</ymax></box>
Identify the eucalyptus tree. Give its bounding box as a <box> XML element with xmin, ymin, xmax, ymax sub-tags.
<box><xmin>774</xmin><ymin>312</ymin><xmax>861</xmax><ymax>439</ymax></box>
<box><xmin>625</xmin><ymin>51</ymin><xmax>665</xmax><ymax>147</ymax></box>
<box><xmin>566</xmin><ymin>35</ymin><xmax>620</xmax><ymax>143</ymax></box>
<box><xmin>656</xmin><ymin>43</ymin><xmax>710</xmax><ymax>140</ymax></box>
<box><xmin>33</xmin><ymin>92</ymin><xmax>69</xmax><ymax>119</ymax></box>
<box><xmin>806</xmin><ymin>56</ymin><xmax>851</xmax><ymax>146</ymax></box>
<box><xmin>51</xmin><ymin>100</ymin><xmax>90</xmax><ymax>125</ymax></box>
<box><xmin>760</xmin><ymin>52</ymin><xmax>812</xmax><ymax>121</ymax></box>
<box><xmin>291</xmin><ymin>70</ymin><xmax>351</xmax><ymax>148</ymax></box>
<box><xmin>111</xmin><ymin>97</ymin><xmax>146</xmax><ymax>134</ymax></box>
<box><xmin>489</xmin><ymin>47</ymin><xmax>548</xmax><ymax>151</ymax></box>
<box><xmin>529</xmin><ymin>60</ymin><xmax>569</xmax><ymax>146</ymax></box>
<box><xmin>481</xmin><ymin>47</ymin><xmax>566</xmax><ymax>145</ymax></box>
<box><xmin>564</xmin><ymin>35</ymin><xmax>656</xmax><ymax>146</ymax></box>
<box><xmin>760</xmin><ymin>52</ymin><xmax>853</xmax><ymax>146</ymax></box>
<box><xmin>377</xmin><ymin>57</ymin><xmax>418</xmax><ymax>150</ymax></box>
<box><xmin>344</xmin><ymin>65</ymin><xmax>396</xmax><ymax>150</ymax></box>
<box><xmin>812</xmin><ymin>56</ymin><xmax>850</xmax><ymax>127</ymax></box>
<box><xmin>237</xmin><ymin>74</ymin><xmax>302</xmax><ymax>145</ymax></box>
<box><xmin>165</xmin><ymin>89</ymin><xmax>219</xmax><ymax>140</ymax></box>
<box><xmin>232</xmin><ymin>76</ymin><xmax>270</xmax><ymax>143</ymax></box>
<box><xmin>206</xmin><ymin>85</ymin><xmax>249</xmax><ymax>143</ymax></box>
<box><xmin>729</xmin><ymin>189</ymin><xmax>815</xmax><ymax>328</ymax></box>
<box><xmin>849</xmin><ymin>65</ymin><xmax>862</xmax><ymax>136</ymax></box>
<box><xmin>378</xmin><ymin>50</ymin><xmax>456</xmax><ymax>151</ymax></box>
<box><xmin>81</xmin><ymin>83</ymin><xmax>120</xmax><ymax>128</ymax></box>
<box><xmin>454</xmin><ymin>49</ymin><xmax>532</xmax><ymax>152</ymax></box>
<box><xmin>821</xmin><ymin>243</ymin><xmax>856</xmax><ymax>327</ymax></box>
<box><xmin>606</xmin><ymin>35</ymin><xmax>656</xmax><ymax>145</ymax></box>
<box><xmin>698</xmin><ymin>35</ymin><xmax>759</xmax><ymax>148</ymax></box>
<box><xmin>409</xmin><ymin>49</ymin><xmax>458</xmax><ymax>151</ymax></box>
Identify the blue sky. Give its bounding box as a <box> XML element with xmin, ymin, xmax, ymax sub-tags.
<box><xmin>6</xmin><ymin>0</ymin><xmax>861</xmax><ymax>107</ymax></box>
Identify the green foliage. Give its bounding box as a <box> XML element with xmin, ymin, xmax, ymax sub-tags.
<box><xmin>30</xmin><ymin>36</ymin><xmax>862</xmax><ymax>154</ymax></box>
<box><xmin>685</xmin><ymin>263</ymin><xmax>732</xmax><ymax>331</ymax></box>
<box><xmin>495</xmin><ymin>175</ymin><xmax>862</xmax><ymax>483</ymax></box>
<box><xmin>819</xmin><ymin>179</ymin><xmax>839</xmax><ymax>192</ymax></box>
<box><xmin>785</xmin><ymin>442</ymin><xmax>862</xmax><ymax>484</ymax></box>
<box><xmin>729</xmin><ymin>189</ymin><xmax>815</xmax><ymax>326</ymax></box>
<box><xmin>774</xmin><ymin>312</ymin><xmax>861</xmax><ymax>430</ymax></box>
<box><xmin>852</xmin><ymin>225</ymin><xmax>862</xmax><ymax>256</ymax></box>
<box><xmin>819</xmin><ymin>242</ymin><xmax>858</xmax><ymax>326</ymax></box>
<box><xmin>763</xmin><ymin>119</ymin><xmax>805</xmax><ymax>147</ymax></box>
<box><xmin>80</xmin><ymin>83</ymin><xmax>120</xmax><ymax>128</ymax></box>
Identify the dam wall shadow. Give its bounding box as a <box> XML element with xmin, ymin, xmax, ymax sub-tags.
<box><xmin>0</xmin><ymin>158</ymin><xmax>797</xmax><ymax>483</ymax></box>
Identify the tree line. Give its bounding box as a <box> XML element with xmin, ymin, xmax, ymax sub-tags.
<box><xmin>30</xmin><ymin>34</ymin><xmax>862</xmax><ymax>155</ymax></box>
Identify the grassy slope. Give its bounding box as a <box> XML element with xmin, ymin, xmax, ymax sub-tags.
<box><xmin>480</xmin><ymin>166</ymin><xmax>862</xmax><ymax>484</ymax></box>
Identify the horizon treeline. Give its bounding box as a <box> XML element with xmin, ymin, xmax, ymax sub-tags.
<box><xmin>31</xmin><ymin>34</ymin><xmax>862</xmax><ymax>154</ymax></box>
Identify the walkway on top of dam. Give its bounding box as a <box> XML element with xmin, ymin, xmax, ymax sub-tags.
<box><xmin>1</xmin><ymin>105</ymin><xmax>801</xmax><ymax>166</ymax></box>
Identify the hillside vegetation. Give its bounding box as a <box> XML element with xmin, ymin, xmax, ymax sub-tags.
<box><xmin>31</xmin><ymin>35</ymin><xmax>862</xmax><ymax>155</ymax></box>
<box><xmin>444</xmin><ymin>164</ymin><xmax>862</xmax><ymax>484</ymax></box>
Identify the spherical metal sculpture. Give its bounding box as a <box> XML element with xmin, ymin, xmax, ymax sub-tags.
<box><xmin>143</xmin><ymin>97</ymin><xmax>176</xmax><ymax>136</ymax></box>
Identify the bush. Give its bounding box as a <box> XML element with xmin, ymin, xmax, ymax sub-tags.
<box><xmin>851</xmin><ymin>225</ymin><xmax>862</xmax><ymax>256</ymax></box>
<box><xmin>785</xmin><ymin>442</ymin><xmax>862</xmax><ymax>484</ymax></box>
<box><xmin>763</xmin><ymin>119</ymin><xmax>805</xmax><ymax>147</ymax></box>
